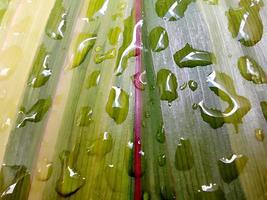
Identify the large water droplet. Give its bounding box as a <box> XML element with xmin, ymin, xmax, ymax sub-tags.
<box><xmin>156</xmin><ymin>69</ymin><xmax>178</xmax><ymax>102</ymax></box>
<box><xmin>106</xmin><ymin>86</ymin><xmax>129</xmax><ymax>124</ymax></box>
<box><xmin>16</xmin><ymin>97</ymin><xmax>52</xmax><ymax>128</ymax></box>
<box><xmin>218</xmin><ymin>154</ymin><xmax>248</xmax><ymax>183</ymax></box>
<box><xmin>173</xmin><ymin>43</ymin><xmax>215</xmax><ymax>68</ymax></box>
<box><xmin>155</xmin><ymin>0</ymin><xmax>195</xmax><ymax>21</ymax></box>
<box><xmin>87</xmin><ymin>132</ymin><xmax>113</xmax><ymax>156</ymax></box>
<box><xmin>226</xmin><ymin>1</ymin><xmax>263</xmax><ymax>46</ymax></box>
<box><xmin>238</xmin><ymin>56</ymin><xmax>267</xmax><ymax>84</ymax></box>
<box><xmin>46</xmin><ymin>0</ymin><xmax>67</xmax><ymax>40</ymax></box>
<box><xmin>198</xmin><ymin>71</ymin><xmax>251</xmax><ymax>131</ymax></box>
<box><xmin>149</xmin><ymin>26</ymin><xmax>169</xmax><ymax>52</ymax></box>
<box><xmin>56</xmin><ymin>151</ymin><xmax>85</xmax><ymax>196</ymax></box>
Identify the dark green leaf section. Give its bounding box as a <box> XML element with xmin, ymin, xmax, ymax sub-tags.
<box><xmin>155</xmin><ymin>0</ymin><xmax>195</xmax><ymax>21</ymax></box>
<box><xmin>173</xmin><ymin>43</ymin><xmax>215</xmax><ymax>68</ymax></box>
<box><xmin>237</xmin><ymin>56</ymin><xmax>267</xmax><ymax>84</ymax></box>
<box><xmin>2</xmin><ymin>0</ymin><xmax>84</xmax><ymax>179</ymax></box>
<box><xmin>114</xmin><ymin>11</ymin><xmax>135</xmax><ymax>76</ymax></box>
<box><xmin>226</xmin><ymin>0</ymin><xmax>264</xmax><ymax>47</ymax></box>
<box><xmin>0</xmin><ymin>0</ymin><xmax>10</xmax><ymax>24</ymax></box>
<box><xmin>0</xmin><ymin>165</ymin><xmax>30</xmax><ymax>200</ymax></box>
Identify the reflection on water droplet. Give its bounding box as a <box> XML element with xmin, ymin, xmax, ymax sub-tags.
<box><xmin>175</xmin><ymin>138</ymin><xmax>194</xmax><ymax>170</ymax></box>
<box><xmin>155</xmin><ymin>0</ymin><xmax>195</xmax><ymax>21</ymax></box>
<box><xmin>56</xmin><ymin>151</ymin><xmax>85</xmax><ymax>196</ymax></box>
<box><xmin>197</xmin><ymin>183</ymin><xmax>225</xmax><ymax>200</ymax></box>
<box><xmin>131</xmin><ymin>71</ymin><xmax>147</xmax><ymax>91</ymax></box>
<box><xmin>37</xmin><ymin>159</ymin><xmax>53</xmax><ymax>181</ymax></box>
<box><xmin>76</xmin><ymin>106</ymin><xmax>93</xmax><ymax>127</ymax></box>
<box><xmin>28</xmin><ymin>46</ymin><xmax>52</xmax><ymax>88</ymax></box>
<box><xmin>86</xmin><ymin>70</ymin><xmax>101</xmax><ymax>89</ymax></box>
<box><xmin>255</xmin><ymin>128</ymin><xmax>264</xmax><ymax>141</ymax></box>
<box><xmin>94</xmin><ymin>48</ymin><xmax>116</xmax><ymax>64</ymax></box>
<box><xmin>0</xmin><ymin>165</ymin><xmax>30</xmax><ymax>199</ymax></box>
<box><xmin>226</xmin><ymin>1</ymin><xmax>263</xmax><ymax>46</ymax></box>
<box><xmin>106</xmin><ymin>86</ymin><xmax>129</xmax><ymax>124</ymax></box>
<box><xmin>157</xmin><ymin>69</ymin><xmax>178</xmax><ymax>102</ymax></box>
<box><xmin>71</xmin><ymin>33</ymin><xmax>97</xmax><ymax>68</ymax></box>
<box><xmin>158</xmin><ymin>154</ymin><xmax>166</xmax><ymax>166</ymax></box>
<box><xmin>173</xmin><ymin>43</ymin><xmax>215</xmax><ymax>68</ymax></box>
<box><xmin>87</xmin><ymin>132</ymin><xmax>113</xmax><ymax>156</ymax></box>
<box><xmin>237</xmin><ymin>56</ymin><xmax>267</xmax><ymax>84</ymax></box>
<box><xmin>149</xmin><ymin>26</ymin><xmax>169</xmax><ymax>52</ymax></box>
<box><xmin>179</xmin><ymin>82</ymin><xmax>187</xmax><ymax>90</ymax></box>
<box><xmin>156</xmin><ymin>123</ymin><xmax>165</xmax><ymax>143</ymax></box>
<box><xmin>188</xmin><ymin>80</ymin><xmax>198</xmax><ymax>91</ymax></box>
<box><xmin>218</xmin><ymin>154</ymin><xmax>248</xmax><ymax>183</ymax></box>
<box><xmin>198</xmin><ymin>71</ymin><xmax>251</xmax><ymax>130</ymax></box>
<box><xmin>16</xmin><ymin>97</ymin><xmax>52</xmax><ymax>128</ymax></box>
<box><xmin>46</xmin><ymin>0</ymin><xmax>67</xmax><ymax>40</ymax></box>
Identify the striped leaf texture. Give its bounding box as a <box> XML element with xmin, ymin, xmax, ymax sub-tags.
<box><xmin>0</xmin><ymin>0</ymin><xmax>267</xmax><ymax>199</ymax></box>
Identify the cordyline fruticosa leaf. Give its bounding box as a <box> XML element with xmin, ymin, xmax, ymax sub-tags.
<box><xmin>0</xmin><ymin>0</ymin><xmax>266</xmax><ymax>199</ymax></box>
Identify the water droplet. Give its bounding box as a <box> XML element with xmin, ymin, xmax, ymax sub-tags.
<box><xmin>131</xmin><ymin>71</ymin><xmax>147</xmax><ymax>91</ymax></box>
<box><xmin>158</xmin><ymin>154</ymin><xmax>166</xmax><ymax>166</ymax></box>
<box><xmin>218</xmin><ymin>154</ymin><xmax>248</xmax><ymax>183</ymax></box>
<box><xmin>197</xmin><ymin>183</ymin><xmax>225</xmax><ymax>200</ymax></box>
<box><xmin>160</xmin><ymin>185</ymin><xmax>176</xmax><ymax>200</ymax></box>
<box><xmin>157</xmin><ymin>69</ymin><xmax>178</xmax><ymax>102</ymax></box>
<box><xmin>56</xmin><ymin>151</ymin><xmax>85</xmax><ymax>196</ymax></box>
<box><xmin>260</xmin><ymin>101</ymin><xmax>267</xmax><ymax>121</ymax></box>
<box><xmin>149</xmin><ymin>26</ymin><xmax>169</xmax><ymax>52</ymax></box>
<box><xmin>71</xmin><ymin>33</ymin><xmax>97</xmax><ymax>68</ymax></box>
<box><xmin>155</xmin><ymin>0</ymin><xmax>195</xmax><ymax>21</ymax></box>
<box><xmin>179</xmin><ymin>82</ymin><xmax>187</xmax><ymax>90</ymax></box>
<box><xmin>108</xmin><ymin>27</ymin><xmax>121</xmax><ymax>45</ymax></box>
<box><xmin>86</xmin><ymin>70</ymin><xmax>101</xmax><ymax>89</ymax></box>
<box><xmin>76</xmin><ymin>106</ymin><xmax>93</xmax><ymax>127</ymax></box>
<box><xmin>95</xmin><ymin>46</ymin><xmax>103</xmax><ymax>52</ymax></box>
<box><xmin>156</xmin><ymin>123</ymin><xmax>165</xmax><ymax>143</ymax></box>
<box><xmin>94</xmin><ymin>48</ymin><xmax>116</xmax><ymax>64</ymax></box>
<box><xmin>0</xmin><ymin>165</ymin><xmax>30</xmax><ymax>199</ymax></box>
<box><xmin>104</xmin><ymin>164</ymin><xmax>123</xmax><ymax>192</ymax></box>
<box><xmin>188</xmin><ymin>80</ymin><xmax>198</xmax><ymax>91</ymax></box>
<box><xmin>106</xmin><ymin>86</ymin><xmax>129</xmax><ymax>124</ymax></box>
<box><xmin>237</xmin><ymin>56</ymin><xmax>267</xmax><ymax>84</ymax></box>
<box><xmin>173</xmin><ymin>43</ymin><xmax>215</xmax><ymax>68</ymax></box>
<box><xmin>175</xmin><ymin>138</ymin><xmax>194</xmax><ymax>170</ymax></box>
<box><xmin>28</xmin><ymin>46</ymin><xmax>52</xmax><ymax>88</ymax></box>
<box><xmin>87</xmin><ymin>132</ymin><xmax>113</xmax><ymax>156</ymax></box>
<box><xmin>226</xmin><ymin>1</ymin><xmax>263</xmax><ymax>46</ymax></box>
<box><xmin>37</xmin><ymin>159</ymin><xmax>53</xmax><ymax>181</ymax></box>
<box><xmin>46</xmin><ymin>0</ymin><xmax>67</xmax><ymax>40</ymax></box>
<box><xmin>255</xmin><ymin>128</ymin><xmax>264</xmax><ymax>141</ymax></box>
<box><xmin>198</xmin><ymin>71</ymin><xmax>251</xmax><ymax>130</ymax></box>
<box><xmin>192</xmin><ymin>103</ymin><xmax>199</xmax><ymax>110</ymax></box>
<box><xmin>114</xmin><ymin>14</ymin><xmax>142</xmax><ymax>75</ymax></box>
<box><xmin>16</xmin><ymin>97</ymin><xmax>52</xmax><ymax>128</ymax></box>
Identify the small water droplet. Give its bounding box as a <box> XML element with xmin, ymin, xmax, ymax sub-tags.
<box><xmin>156</xmin><ymin>123</ymin><xmax>165</xmax><ymax>143</ymax></box>
<box><xmin>179</xmin><ymin>82</ymin><xmax>187</xmax><ymax>90</ymax></box>
<box><xmin>87</xmin><ymin>132</ymin><xmax>113</xmax><ymax>156</ymax></box>
<box><xmin>188</xmin><ymin>80</ymin><xmax>198</xmax><ymax>91</ymax></box>
<box><xmin>94</xmin><ymin>48</ymin><xmax>116</xmax><ymax>64</ymax></box>
<box><xmin>108</xmin><ymin>27</ymin><xmax>121</xmax><ymax>45</ymax></box>
<box><xmin>131</xmin><ymin>71</ymin><xmax>147</xmax><ymax>91</ymax></box>
<box><xmin>76</xmin><ymin>106</ymin><xmax>93</xmax><ymax>127</ymax></box>
<box><xmin>192</xmin><ymin>103</ymin><xmax>199</xmax><ymax>110</ymax></box>
<box><xmin>255</xmin><ymin>128</ymin><xmax>264</xmax><ymax>141</ymax></box>
<box><xmin>158</xmin><ymin>154</ymin><xmax>166</xmax><ymax>166</ymax></box>
<box><xmin>197</xmin><ymin>183</ymin><xmax>225</xmax><ymax>199</ymax></box>
<box><xmin>175</xmin><ymin>138</ymin><xmax>194</xmax><ymax>170</ymax></box>
<box><xmin>86</xmin><ymin>70</ymin><xmax>101</xmax><ymax>89</ymax></box>
<box><xmin>37</xmin><ymin>159</ymin><xmax>53</xmax><ymax>181</ymax></box>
